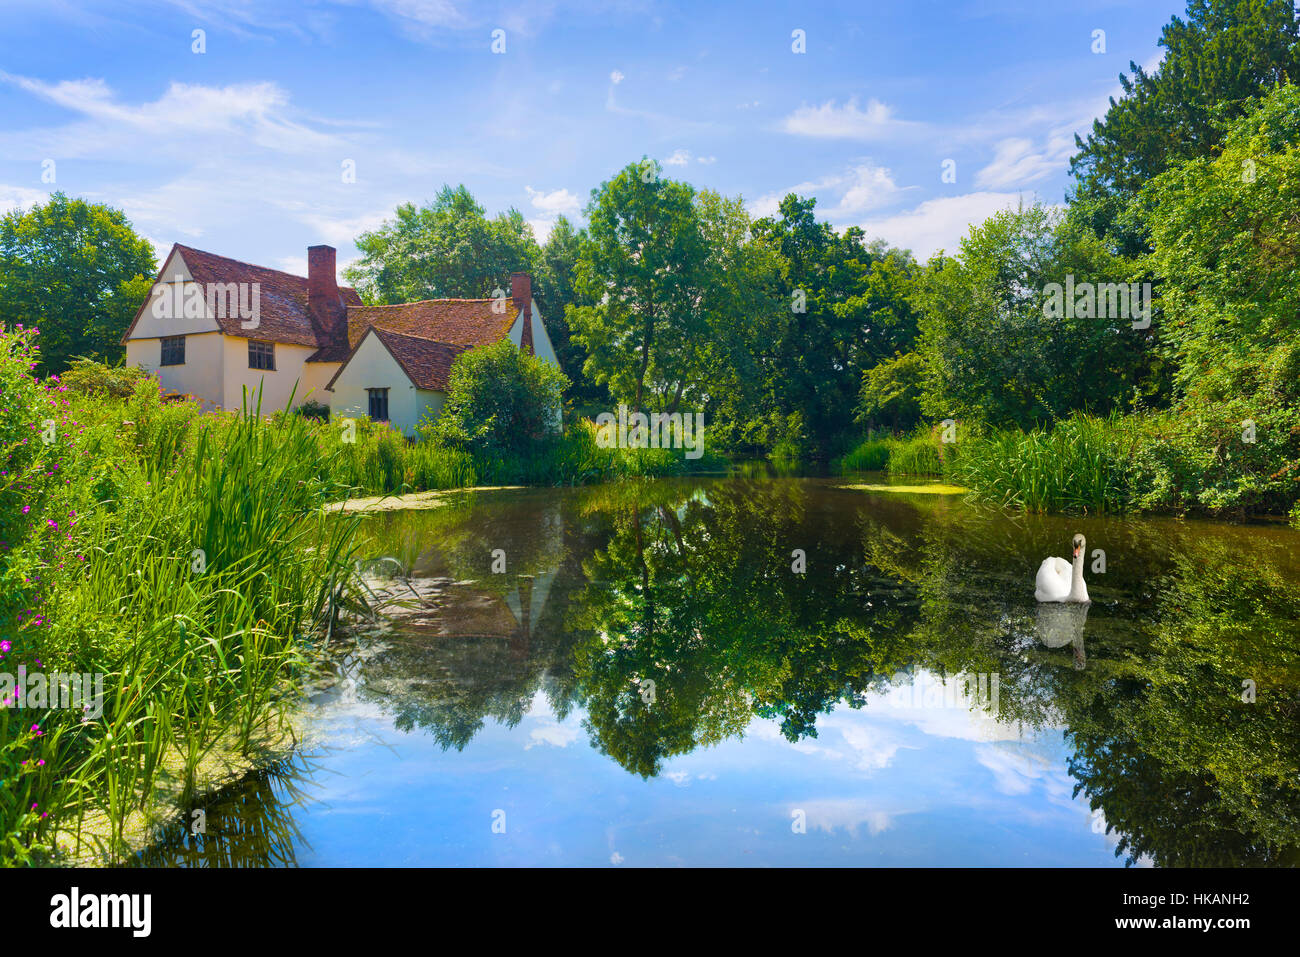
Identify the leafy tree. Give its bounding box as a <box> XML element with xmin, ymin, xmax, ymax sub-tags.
<box><xmin>0</xmin><ymin>192</ymin><xmax>156</xmax><ymax>373</ymax></box>
<box><xmin>1070</xmin><ymin>0</ymin><xmax>1300</xmax><ymax>254</ymax></box>
<box><xmin>345</xmin><ymin>184</ymin><xmax>541</xmax><ymax>303</ymax></box>
<box><xmin>568</xmin><ymin>160</ymin><xmax>713</xmax><ymax>415</ymax></box>
<box><xmin>857</xmin><ymin>351</ymin><xmax>924</xmax><ymax>432</ymax></box>
<box><xmin>429</xmin><ymin>339</ymin><xmax>568</xmax><ymax>460</ymax></box>
<box><xmin>1133</xmin><ymin>82</ymin><xmax>1300</xmax><ymax>512</ymax></box>
<box><xmin>1144</xmin><ymin>82</ymin><xmax>1300</xmax><ymax>409</ymax></box>
<box><xmin>689</xmin><ymin>189</ymin><xmax>787</xmax><ymax>453</ymax></box>
<box><xmin>534</xmin><ymin>215</ymin><xmax>606</xmax><ymax>406</ymax></box>
<box><xmin>751</xmin><ymin>195</ymin><xmax>918</xmax><ymax>459</ymax></box>
<box><xmin>912</xmin><ymin>203</ymin><xmax>1145</xmax><ymax>429</ymax></box>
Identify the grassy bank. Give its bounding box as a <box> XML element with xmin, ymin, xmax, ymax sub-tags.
<box><xmin>842</xmin><ymin>411</ymin><xmax>1300</xmax><ymax>520</ymax></box>
<box><xmin>317</xmin><ymin>413</ymin><xmax>727</xmax><ymax>494</ymax></box>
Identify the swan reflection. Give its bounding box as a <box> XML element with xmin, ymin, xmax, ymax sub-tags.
<box><xmin>1035</xmin><ymin>601</ymin><xmax>1090</xmax><ymax>669</ymax></box>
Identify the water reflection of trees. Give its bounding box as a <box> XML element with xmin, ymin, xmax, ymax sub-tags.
<box><xmin>347</xmin><ymin>479</ymin><xmax>1300</xmax><ymax>866</ymax></box>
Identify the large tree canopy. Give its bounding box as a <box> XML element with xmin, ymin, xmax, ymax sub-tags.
<box><xmin>568</xmin><ymin>160</ymin><xmax>714</xmax><ymax>416</ymax></box>
<box><xmin>1144</xmin><ymin>82</ymin><xmax>1300</xmax><ymax>412</ymax></box>
<box><xmin>751</xmin><ymin>194</ymin><xmax>918</xmax><ymax>459</ymax></box>
<box><xmin>1069</xmin><ymin>0</ymin><xmax>1300</xmax><ymax>253</ymax></box>
<box><xmin>345</xmin><ymin>184</ymin><xmax>541</xmax><ymax>303</ymax></box>
<box><xmin>912</xmin><ymin>203</ymin><xmax>1144</xmax><ymax>430</ymax></box>
<box><xmin>535</xmin><ymin>215</ymin><xmax>606</xmax><ymax>406</ymax></box>
<box><xmin>0</xmin><ymin>192</ymin><xmax>156</xmax><ymax>373</ymax></box>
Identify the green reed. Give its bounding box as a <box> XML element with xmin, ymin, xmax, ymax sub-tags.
<box><xmin>952</xmin><ymin>414</ymin><xmax>1131</xmax><ymax>513</ymax></box>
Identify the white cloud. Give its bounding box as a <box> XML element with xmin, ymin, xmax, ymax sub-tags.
<box><xmin>747</xmin><ymin>192</ymin><xmax>783</xmax><ymax>220</ymax></box>
<box><xmin>835</xmin><ymin>723</ymin><xmax>908</xmax><ymax>770</ymax></box>
<box><xmin>367</xmin><ymin>0</ymin><xmax>468</xmax><ymax>37</ymax></box>
<box><xmin>780</xmin><ymin>96</ymin><xmax>919</xmax><ymax>140</ymax></box>
<box><xmin>975</xmin><ymin>132</ymin><xmax>1076</xmax><ymax>190</ymax></box>
<box><xmin>827</xmin><ymin>163</ymin><xmax>907</xmax><ymax>216</ymax></box>
<box><xmin>273</xmin><ymin>203</ymin><xmax>391</xmax><ymax>248</ymax></box>
<box><xmin>526</xmin><ymin>719</ymin><xmax>581</xmax><ymax>749</ymax></box>
<box><xmin>795</xmin><ymin>799</ymin><xmax>899</xmax><ymax>837</ymax></box>
<box><xmin>861</xmin><ymin>191</ymin><xmax>1035</xmax><ymax>260</ymax></box>
<box><xmin>525</xmin><ymin>186</ymin><xmax>581</xmax><ymax>243</ymax></box>
<box><xmin>0</xmin><ymin>184</ymin><xmax>49</xmax><ymax>216</ymax></box>
<box><xmin>748</xmin><ymin>162</ymin><xmax>908</xmax><ymax>222</ymax></box>
<box><xmin>696</xmin><ymin>155</ymin><xmax>717</xmax><ymax>165</ymax></box>
<box><xmin>609</xmin><ymin>69</ymin><xmax>625</xmax><ymax>85</ymax></box>
<box><xmin>525</xmin><ymin>185</ymin><xmax>580</xmax><ymax>217</ymax></box>
<box><xmin>276</xmin><ymin>256</ymin><xmax>309</xmax><ymax>277</ymax></box>
<box><xmin>0</xmin><ymin>72</ymin><xmax>343</xmax><ymax>160</ymax></box>
<box><xmin>528</xmin><ymin>218</ymin><xmax>555</xmax><ymax>243</ymax></box>
<box><xmin>663</xmin><ymin>148</ymin><xmax>691</xmax><ymax>167</ymax></box>
<box><xmin>975</xmin><ymin>742</ymin><xmax>1074</xmax><ymax>807</ymax></box>
<box><xmin>0</xmin><ymin>72</ymin><xmax>409</xmax><ymax>254</ymax></box>
<box><xmin>610</xmin><ymin>851</ymin><xmax>624</xmax><ymax>865</ymax></box>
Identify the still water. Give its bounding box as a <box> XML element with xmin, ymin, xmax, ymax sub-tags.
<box><xmin>139</xmin><ymin>476</ymin><xmax>1300</xmax><ymax>867</ymax></box>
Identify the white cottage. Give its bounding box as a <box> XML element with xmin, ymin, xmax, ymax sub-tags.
<box><xmin>122</xmin><ymin>243</ymin><xmax>559</xmax><ymax>435</ymax></box>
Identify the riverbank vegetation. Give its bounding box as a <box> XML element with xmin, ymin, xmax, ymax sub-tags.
<box><xmin>0</xmin><ymin>326</ymin><xmax>715</xmax><ymax>863</ymax></box>
<box><xmin>0</xmin><ymin>326</ymin><xmax>371</xmax><ymax>863</ymax></box>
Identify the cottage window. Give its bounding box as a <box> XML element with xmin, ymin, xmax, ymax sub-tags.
<box><xmin>367</xmin><ymin>388</ymin><xmax>390</xmax><ymax>423</ymax></box>
<box><xmin>248</xmin><ymin>340</ymin><xmax>275</xmax><ymax>371</ymax></box>
<box><xmin>160</xmin><ymin>336</ymin><xmax>185</xmax><ymax>366</ymax></box>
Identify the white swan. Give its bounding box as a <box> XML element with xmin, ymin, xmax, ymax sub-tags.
<box><xmin>1034</xmin><ymin>533</ymin><xmax>1090</xmax><ymax>603</ymax></box>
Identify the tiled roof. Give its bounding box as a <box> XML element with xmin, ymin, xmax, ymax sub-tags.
<box><xmin>325</xmin><ymin>327</ymin><xmax>470</xmax><ymax>393</ymax></box>
<box><xmin>346</xmin><ymin>300</ymin><xmax>518</xmax><ymax>350</ymax></box>
<box><xmin>121</xmin><ymin>243</ymin><xmax>363</xmax><ymax>348</ymax></box>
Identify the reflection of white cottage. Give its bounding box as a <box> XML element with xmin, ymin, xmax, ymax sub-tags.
<box><xmin>122</xmin><ymin>243</ymin><xmax>558</xmax><ymax>435</ymax></box>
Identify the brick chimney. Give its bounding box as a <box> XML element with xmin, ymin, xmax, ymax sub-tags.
<box><xmin>511</xmin><ymin>272</ymin><xmax>534</xmax><ymax>355</ymax></box>
<box><xmin>307</xmin><ymin>245</ymin><xmax>346</xmax><ymax>347</ymax></box>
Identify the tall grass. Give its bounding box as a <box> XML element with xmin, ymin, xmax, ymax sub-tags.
<box><xmin>280</xmin><ymin>413</ymin><xmax>720</xmax><ymax>497</ymax></box>
<box><xmin>951</xmin><ymin>414</ymin><xmax>1130</xmax><ymax>513</ymax></box>
<box><xmin>840</xmin><ymin>428</ymin><xmax>944</xmax><ymax>476</ymax></box>
<box><xmin>471</xmin><ymin>418</ymin><xmax>725</xmax><ymax>486</ymax></box>
<box><xmin>887</xmin><ymin>432</ymin><xmax>944</xmax><ymax>476</ymax></box>
<box><xmin>841</xmin><ymin>436</ymin><xmax>891</xmax><ymax>471</ymax></box>
<box><xmin>2</xmin><ymin>358</ymin><xmax>368</xmax><ymax>863</ymax></box>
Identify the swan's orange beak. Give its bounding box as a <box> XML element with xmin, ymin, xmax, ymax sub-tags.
<box><xmin>1072</xmin><ymin>546</ymin><xmax>1081</xmax><ymax>557</ymax></box>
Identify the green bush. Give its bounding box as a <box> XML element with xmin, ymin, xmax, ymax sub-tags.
<box><xmin>430</xmin><ymin>340</ymin><xmax>568</xmax><ymax>461</ymax></box>
<box><xmin>58</xmin><ymin>358</ymin><xmax>151</xmax><ymax>398</ymax></box>
<box><xmin>949</xmin><ymin>409</ymin><xmax>1300</xmax><ymax>516</ymax></box>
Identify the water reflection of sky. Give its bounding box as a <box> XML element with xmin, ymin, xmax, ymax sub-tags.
<box><xmin>289</xmin><ymin>669</ymin><xmax>1131</xmax><ymax>867</ymax></box>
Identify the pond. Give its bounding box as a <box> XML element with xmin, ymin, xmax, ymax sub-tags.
<box><xmin>137</xmin><ymin>476</ymin><xmax>1300</xmax><ymax>867</ymax></box>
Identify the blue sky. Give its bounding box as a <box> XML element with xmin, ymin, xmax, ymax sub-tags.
<box><xmin>0</xmin><ymin>0</ymin><xmax>1181</xmax><ymax>279</ymax></box>
<box><xmin>287</xmin><ymin>677</ymin><xmax>1133</xmax><ymax>866</ymax></box>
